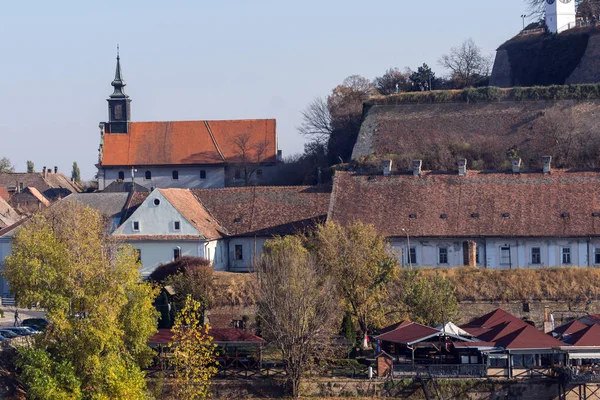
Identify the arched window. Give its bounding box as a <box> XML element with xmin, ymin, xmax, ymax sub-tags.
<box><xmin>172</xmin><ymin>170</ymin><xmax>179</xmax><ymax>180</ymax></box>
<box><xmin>145</xmin><ymin>170</ymin><xmax>152</xmax><ymax>180</ymax></box>
<box><xmin>200</xmin><ymin>170</ymin><xmax>206</xmax><ymax>179</ymax></box>
<box><xmin>118</xmin><ymin>171</ymin><xmax>125</xmax><ymax>181</ymax></box>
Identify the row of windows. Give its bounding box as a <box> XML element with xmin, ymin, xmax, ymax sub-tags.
<box><xmin>117</xmin><ymin>170</ymin><xmax>208</xmax><ymax>181</ymax></box>
<box><xmin>134</xmin><ymin>245</ymin><xmax>244</xmax><ymax>264</ymax></box>
<box><xmin>405</xmin><ymin>245</ymin><xmax>586</xmax><ymax>266</ymax></box>
<box><xmin>132</xmin><ymin>221</ymin><xmax>181</xmax><ymax>232</ymax></box>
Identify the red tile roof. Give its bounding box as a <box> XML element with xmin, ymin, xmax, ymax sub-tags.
<box><xmin>329</xmin><ymin>170</ymin><xmax>600</xmax><ymax>238</ymax></box>
<box><xmin>552</xmin><ymin>320</ymin><xmax>588</xmax><ymax>339</ymax></box>
<box><xmin>192</xmin><ymin>186</ymin><xmax>331</xmax><ymax>236</ymax></box>
<box><xmin>0</xmin><ymin>187</ymin><xmax>8</xmax><ymax>201</ymax></box>
<box><xmin>379</xmin><ymin>320</ymin><xmax>413</xmax><ymax>335</ymax></box>
<box><xmin>160</xmin><ymin>189</ymin><xmax>227</xmax><ymax>240</ymax></box>
<box><xmin>461</xmin><ymin>308</ymin><xmax>563</xmax><ymax>350</ymax></box>
<box><xmin>101</xmin><ymin>119</ymin><xmax>277</xmax><ymax>166</ymax></box>
<box><xmin>148</xmin><ymin>328</ymin><xmax>265</xmax><ymax>345</ymax></box>
<box><xmin>561</xmin><ymin>324</ymin><xmax>600</xmax><ymax>347</ymax></box>
<box><xmin>375</xmin><ymin>322</ymin><xmax>441</xmax><ymax>345</ymax></box>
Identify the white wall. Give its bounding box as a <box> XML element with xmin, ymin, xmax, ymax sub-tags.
<box><xmin>228</xmin><ymin>237</ymin><xmax>268</xmax><ymax>272</ymax></box>
<box><xmin>127</xmin><ymin>240</ymin><xmax>202</xmax><ymax>277</ymax></box>
<box><xmin>99</xmin><ymin>166</ymin><xmax>225</xmax><ymax>190</ymax></box>
<box><xmin>392</xmin><ymin>237</ymin><xmax>597</xmax><ymax>269</ymax></box>
<box><xmin>0</xmin><ymin>239</ymin><xmax>12</xmax><ymax>295</ymax></box>
<box><xmin>546</xmin><ymin>0</ymin><xmax>576</xmax><ymax>33</ymax></box>
<box><xmin>114</xmin><ymin>189</ymin><xmax>200</xmax><ymax>237</ymax></box>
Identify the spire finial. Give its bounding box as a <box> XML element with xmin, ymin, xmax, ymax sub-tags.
<box><xmin>117</xmin><ymin>43</ymin><xmax>120</xmax><ymax>59</ymax></box>
<box><xmin>110</xmin><ymin>46</ymin><xmax>128</xmax><ymax>99</ymax></box>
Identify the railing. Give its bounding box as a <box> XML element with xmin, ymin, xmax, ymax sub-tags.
<box><xmin>561</xmin><ymin>367</ymin><xmax>600</xmax><ymax>384</ymax></box>
<box><xmin>393</xmin><ymin>364</ymin><xmax>487</xmax><ymax>378</ymax></box>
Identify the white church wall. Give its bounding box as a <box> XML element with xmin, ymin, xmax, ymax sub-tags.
<box><xmin>546</xmin><ymin>0</ymin><xmax>576</xmax><ymax>34</ymax></box>
<box><xmin>101</xmin><ymin>166</ymin><xmax>225</xmax><ymax>190</ymax></box>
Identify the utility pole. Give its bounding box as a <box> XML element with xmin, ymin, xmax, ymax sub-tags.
<box><xmin>521</xmin><ymin>14</ymin><xmax>528</xmax><ymax>30</ymax></box>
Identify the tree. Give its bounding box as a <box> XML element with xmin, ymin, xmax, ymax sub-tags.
<box><xmin>0</xmin><ymin>157</ymin><xmax>14</xmax><ymax>173</ymax></box>
<box><xmin>389</xmin><ymin>270</ymin><xmax>458</xmax><ymax>327</ymax></box>
<box><xmin>298</xmin><ymin>97</ymin><xmax>332</xmax><ymax>145</ymax></box>
<box><xmin>310</xmin><ymin>222</ymin><xmax>398</xmax><ymax>348</ymax></box>
<box><xmin>169</xmin><ymin>295</ymin><xmax>218</xmax><ymax>400</ymax></box>
<box><xmin>71</xmin><ymin>161</ymin><xmax>81</xmax><ymax>183</ymax></box>
<box><xmin>232</xmin><ymin>132</ymin><xmax>270</xmax><ymax>186</ymax></box>
<box><xmin>26</xmin><ymin>160</ymin><xmax>35</xmax><ymax>174</ymax></box>
<box><xmin>373</xmin><ymin>67</ymin><xmax>411</xmax><ymax>95</ymax></box>
<box><xmin>438</xmin><ymin>38</ymin><xmax>492</xmax><ymax>88</ymax></box>
<box><xmin>409</xmin><ymin>64</ymin><xmax>436</xmax><ymax>90</ymax></box>
<box><xmin>526</xmin><ymin>0</ymin><xmax>597</xmax><ymax>19</ymax></box>
<box><xmin>256</xmin><ymin>236</ymin><xmax>340</xmax><ymax>397</ymax></box>
<box><xmin>4</xmin><ymin>202</ymin><xmax>159</xmax><ymax>399</ymax></box>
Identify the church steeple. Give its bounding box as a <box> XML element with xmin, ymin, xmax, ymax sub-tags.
<box><xmin>107</xmin><ymin>46</ymin><xmax>132</xmax><ymax>134</ymax></box>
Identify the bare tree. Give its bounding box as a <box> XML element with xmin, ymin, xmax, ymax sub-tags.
<box><xmin>526</xmin><ymin>0</ymin><xmax>598</xmax><ymax>19</ymax></box>
<box><xmin>232</xmin><ymin>132</ymin><xmax>270</xmax><ymax>186</ymax></box>
<box><xmin>438</xmin><ymin>38</ymin><xmax>493</xmax><ymax>88</ymax></box>
<box><xmin>256</xmin><ymin>236</ymin><xmax>340</xmax><ymax>397</ymax></box>
<box><xmin>297</xmin><ymin>97</ymin><xmax>332</xmax><ymax>144</ymax></box>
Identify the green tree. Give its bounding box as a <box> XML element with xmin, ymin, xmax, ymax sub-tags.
<box><xmin>409</xmin><ymin>63</ymin><xmax>436</xmax><ymax>90</ymax></box>
<box><xmin>0</xmin><ymin>157</ymin><xmax>14</xmax><ymax>173</ymax></box>
<box><xmin>340</xmin><ymin>311</ymin><xmax>356</xmax><ymax>346</ymax></box>
<box><xmin>71</xmin><ymin>162</ymin><xmax>81</xmax><ymax>183</ymax></box>
<box><xmin>4</xmin><ymin>202</ymin><xmax>159</xmax><ymax>399</ymax></box>
<box><xmin>169</xmin><ymin>295</ymin><xmax>218</xmax><ymax>400</ymax></box>
<box><xmin>26</xmin><ymin>160</ymin><xmax>35</xmax><ymax>174</ymax></box>
<box><xmin>257</xmin><ymin>236</ymin><xmax>340</xmax><ymax>397</ymax></box>
<box><xmin>310</xmin><ymin>222</ymin><xmax>398</xmax><ymax>348</ymax></box>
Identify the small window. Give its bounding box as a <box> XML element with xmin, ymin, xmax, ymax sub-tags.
<box><xmin>235</xmin><ymin>245</ymin><xmax>243</xmax><ymax>260</ymax></box>
<box><xmin>595</xmin><ymin>248</ymin><xmax>600</xmax><ymax>265</ymax></box>
<box><xmin>174</xmin><ymin>247</ymin><xmax>181</xmax><ymax>260</ymax></box>
<box><xmin>153</xmin><ymin>198</ymin><xmax>161</xmax><ymax>206</ymax></box>
<box><xmin>475</xmin><ymin>246</ymin><xmax>480</xmax><ymax>264</ymax></box>
<box><xmin>562</xmin><ymin>247</ymin><xmax>571</xmax><ymax>265</ymax></box>
<box><xmin>438</xmin><ymin>247</ymin><xmax>448</xmax><ymax>264</ymax></box>
<box><xmin>145</xmin><ymin>170</ymin><xmax>152</xmax><ymax>180</ymax></box>
<box><xmin>118</xmin><ymin>171</ymin><xmax>125</xmax><ymax>180</ymax></box>
<box><xmin>200</xmin><ymin>170</ymin><xmax>207</xmax><ymax>179</ymax></box>
<box><xmin>502</xmin><ymin>213</ymin><xmax>510</xmax><ymax>219</ymax></box>
<box><xmin>500</xmin><ymin>246</ymin><xmax>511</xmax><ymax>265</ymax></box>
<box><xmin>408</xmin><ymin>247</ymin><xmax>417</xmax><ymax>265</ymax></box>
<box><xmin>174</xmin><ymin>221</ymin><xmax>181</xmax><ymax>231</ymax></box>
<box><xmin>132</xmin><ymin>221</ymin><xmax>140</xmax><ymax>232</ymax></box>
<box><xmin>18</xmin><ymin>183</ymin><xmax>24</xmax><ymax>191</ymax></box>
<box><xmin>256</xmin><ymin>169</ymin><xmax>263</xmax><ymax>178</ymax></box>
<box><xmin>440</xmin><ymin>213</ymin><xmax>448</xmax><ymax>219</ymax></box>
<box><xmin>531</xmin><ymin>247</ymin><xmax>541</xmax><ymax>265</ymax></box>
<box><xmin>234</xmin><ymin>169</ymin><xmax>241</xmax><ymax>180</ymax></box>
<box><xmin>471</xmin><ymin>213</ymin><xmax>480</xmax><ymax>219</ymax></box>
<box><xmin>172</xmin><ymin>170</ymin><xmax>179</xmax><ymax>180</ymax></box>
<box><xmin>409</xmin><ymin>213</ymin><xmax>417</xmax><ymax>219</ymax></box>
<box><xmin>135</xmin><ymin>249</ymin><xmax>142</xmax><ymax>262</ymax></box>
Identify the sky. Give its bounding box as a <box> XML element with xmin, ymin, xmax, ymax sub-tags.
<box><xmin>0</xmin><ymin>0</ymin><xmax>531</xmax><ymax>180</ymax></box>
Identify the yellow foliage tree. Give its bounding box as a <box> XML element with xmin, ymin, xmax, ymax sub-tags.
<box><xmin>169</xmin><ymin>295</ymin><xmax>218</xmax><ymax>400</ymax></box>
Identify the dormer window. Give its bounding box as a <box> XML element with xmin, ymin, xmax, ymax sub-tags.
<box><xmin>502</xmin><ymin>213</ymin><xmax>511</xmax><ymax>219</ymax></box>
<box><xmin>561</xmin><ymin>212</ymin><xmax>570</xmax><ymax>218</ymax></box>
<box><xmin>172</xmin><ymin>171</ymin><xmax>179</xmax><ymax>180</ymax></box>
<box><xmin>471</xmin><ymin>213</ymin><xmax>480</xmax><ymax>219</ymax></box>
<box><xmin>118</xmin><ymin>171</ymin><xmax>125</xmax><ymax>180</ymax></box>
<box><xmin>409</xmin><ymin>213</ymin><xmax>417</xmax><ymax>219</ymax></box>
<box><xmin>440</xmin><ymin>214</ymin><xmax>448</xmax><ymax>219</ymax></box>
<box><xmin>132</xmin><ymin>221</ymin><xmax>140</xmax><ymax>232</ymax></box>
<box><xmin>174</xmin><ymin>221</ymin><xmax>181</xmax><ymax>231</ymax></box>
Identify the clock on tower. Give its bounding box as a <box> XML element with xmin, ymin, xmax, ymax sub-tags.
<box><xmin>106</xmin><ymin>49</ymin><xmax>132</xmax><ymax>134</ymax></box>
<box><xmin>546</xmin><ymin>0</ymin><xmax>576</xmax><ymax>34</ymax></box>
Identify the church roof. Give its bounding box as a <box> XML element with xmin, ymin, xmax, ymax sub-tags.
<box><xmin>100</xmin><ymin>119</ymin><xmax>277</xmax><ymax>167</ymax></box>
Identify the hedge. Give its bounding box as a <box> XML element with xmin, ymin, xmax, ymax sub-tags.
<box><xmin>366</xmin><ymin>84</ymin><xmax>600</xmax><ymax>106</ymax></box>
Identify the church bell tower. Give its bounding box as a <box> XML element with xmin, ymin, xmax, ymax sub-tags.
<box><xmin>107</xmin><ymin>47</ymin><xmax>131</xmax><ymax>134</ymax></box>
<box><xmin>546</xmin><ymin>0</ymin><xmax>576</xmax><ymax>34</ymax></box>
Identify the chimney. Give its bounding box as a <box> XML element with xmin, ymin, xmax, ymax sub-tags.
<box><xmin>458</xmin><ymin>158</ymin><xmax>467</xmax><ymax>177</ymax></box>
<box><xmin>42</xmin><ymin>166</ymin><xmax>47</xmax><ymax>178</ymax></box>
<box><xmin>412</xmin><ymin>160</ymin><xmax>422</xmax><ymax>176</ymax></box>
<box><xmin>542</xmin><ymin>156</ymin><xmax>552</xmax><ymax>174</ymax></box>
<box><xmin>54</xmin><ymin>166</ymin><xmax>58</xmax><ymax>174</ymax></box>
<box><xmin>382</xmin><ymin>159</ymin><xmax>393</xmax><ymax>176</ymax></box>
<box><xmin>511</xmin><ymin>158</ymin><xmax>522</xmax><ymax>174</ymax></box>
<box><xmin>277</xmin><ymin>150</ymin><xmax>283</xmax><ymax>162</ymax></box>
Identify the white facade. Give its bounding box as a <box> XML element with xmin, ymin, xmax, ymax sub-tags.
<box><xmin>546</xmin><ymin>0</ymin><xmax>576</xmax><ymax>34</ymax></box>
<box><xmin>391</xmin><ymin>237</ymin><xmax>599</xmax><ymax>269</ymax></box>
<box><xmin>227</xmin><ymin>236</ymin><xmax>268</xmax><ymax>272</ymax></box>
<box><xmin>98</xmin><ymin>165</ymin><xmax>225</xmax><ymax>191</ymax></box>
<box><xmin>0</xmin><ymin>237</ymin><xmax>12</xmax><ymax>296</ymax></box>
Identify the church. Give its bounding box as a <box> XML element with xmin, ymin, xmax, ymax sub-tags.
<box><xmin>96</xmin><ymin>53</ymin><xmax>279</xmax><ymax>191</ymax></box>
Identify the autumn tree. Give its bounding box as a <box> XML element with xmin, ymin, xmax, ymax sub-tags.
<box><xmin>169</xmin><ymin>295</ymin><xmax>218</xmax><ymax>400</ymax></box>
<box><xmin>310</xmin><ymin>222</ymin><xmax>398</xmax><ymax>348</ymax></box>
<box><xmin>438</xmin><ymin>38</ymin><xmax>492</xmax><ymax>88</ymax></box>
<box><xmin>26</xmin><ymin>160</ymin><xmax>34</xmax><ymax>174</ymax></box>
<box><xmin>71</xmin><ymin>161</ymin><xmax>81</xmax><ymax>183</ymax></box>
<box><xmin>4</xmin><ymin>202</ymin><xmax>159</xmax><ymax>399</ymax></box>
<box><xmin>257</xmin><ymin>236</ymin><xmax>340</xmax><ymax>397</ymax></box>
<box><xmin>0</xmin><ymin>157</ymin><xmax>14</xmax><ymax>174</ymax></box>
<box><xmin>373</xmin><ymin>67</ymin><xmax>411</xmax><ymax>95</ymax></box>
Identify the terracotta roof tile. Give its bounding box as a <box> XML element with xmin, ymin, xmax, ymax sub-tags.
<box><xmin>329</xmin><ymin>170</ymin><xmax>600</xmax><ymax>238</ymax></box>
<box><xmin>192</xmin><ymin>186</ymin><xmax>330</xmax><ymax>236</ymax></box>
<box><xmin>159</xmin><ymin>189</ymin><xmax>227</xmax><ymax>240</ymax></box>
<box><xmin>101</xmin><ymin>119</ymin><xmax>277</xmax><ymax>166</ymax></box>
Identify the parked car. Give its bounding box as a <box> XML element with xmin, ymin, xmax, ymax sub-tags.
<box><xmin>21</xmin><ymin>318</ymin><xmax>49</xmax><ymax>331</ymax></box>
<box><xmin>0</xmin><ymin>330</ymin><xmax>19</xmax><ymax>339</ymax></box>
<box><xmin>3</xmin><ymin>327</ymin><xmax>36</xmax><ymax>336</ymax></box>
